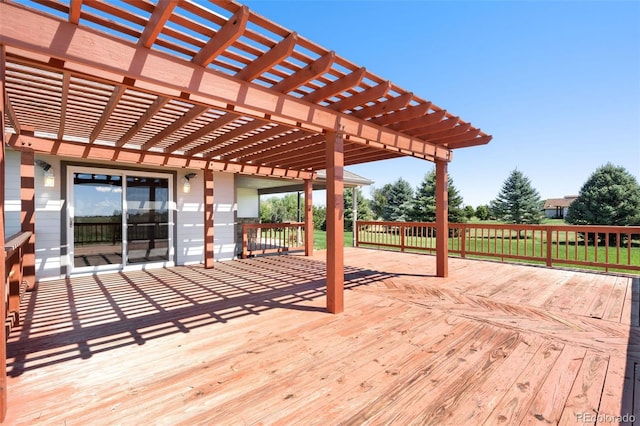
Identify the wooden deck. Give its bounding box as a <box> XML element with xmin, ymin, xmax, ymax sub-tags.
<box><xmin>6</xmin><ymin>248</ymin><xmax>639</xmax><ymax>425</ymax></box>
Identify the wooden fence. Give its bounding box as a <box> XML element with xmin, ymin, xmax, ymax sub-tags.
<box><xmin>356</xmin><ymin>221</ymin><xmax>640</xmax><ymax>274</ymax></box>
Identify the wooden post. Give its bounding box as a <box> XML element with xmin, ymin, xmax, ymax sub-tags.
<box><xmin>20</xmin><ymin>149</ymin><xmax>36</xmax><ymax>291</ymax></box>
<box><xmin>204</xmin><ymin>169</ymin><xmax>214</xmax><ymax>268</ymax></box>
<box><xmin>0</xmin><ymin>43</ymin><xmax>9</xmax><ymax>422</ymax></box>
<box><xmin>304</xmin><ymin>179</ymin><xmax>313</xmax><ymax>256</ymax></box>
<box><xmin>352</xmin><ymin>188</ymin><xmax>357</xmax><ymax>247</ymax></box>
<box><xmin>435</xmin><ymin>159</ymin><xmax>449</xmax><ymax>277</ymax></box>
<box><xmin>546</xmin><ymin>226</ymin><xmax>553</xmax><ymax>267</ymax></box>
<box><xmin>325</xmin><ymin>130</ymin><xmax>344</xmax><ymax>314</ymax></box>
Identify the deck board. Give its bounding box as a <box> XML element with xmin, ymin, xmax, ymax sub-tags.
<box><xmin>5</xmin><ymin>247</ymin><xmax>638</xmax><ymax>425</ymax></box>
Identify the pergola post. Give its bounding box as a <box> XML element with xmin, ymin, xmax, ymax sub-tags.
<box><xmin>325</xmin><ymin>130</ymin><xmax>344</xmax><ymax>314</ymax></box>
<box><xmin>304</xmin><ymin>179</ymin><xmax>313</xmax><ymax>256</ymax></box>
<box><xmin>204</xmin><ymin>169</ymin><xmax>214</xmax><ymax>268</ymax></box>
<box><xmin>0</xmin><ymin>44</ymin><xmax>9</xmax><ymax>422</ymax></box>
<box><xmin>20</xmin><ymin>148</ymin><xmax>36</xmax><ymax>290</ymax></box>
<box><xmin>435</xmin><ymin>159</ymin><xmax>449</xmax><ymax>277</ymax></box>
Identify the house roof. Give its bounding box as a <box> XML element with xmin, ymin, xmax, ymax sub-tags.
<box><xmin>1</xmin><ymin>0</ymin><xmax>491</xmax><ymax>178</ymax></box>
<box><xmin>238</xmin><ymin>168</ymin><xmax>374</xmax><ymax>195</ymax></box>
<box><xmin>543</xmin><ymin>196</ymin><xmax>578</xmax><ymax>209</ymax></box>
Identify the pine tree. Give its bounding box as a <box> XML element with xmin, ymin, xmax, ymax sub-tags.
<box><xmin>410</xmin><ymin>169</ymin><xmax>466</xmax><ymax>223</ymax></box>
<box><xmin>566</xmin><ymin>163</ymin><xmax>640</xmax><ymax>226</ymax></box>
<box><xmin>490</xmin><ymin>169</ymin><xmax>544</xmax><ymax>224</ymax></box>
<box><xmin>371</xmin><ymin>178</ymin><xmax>413</xmax><ymax>221</ymax></box>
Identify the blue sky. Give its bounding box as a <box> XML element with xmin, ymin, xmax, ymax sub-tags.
<box><xmin>244</xmin><ymin>0</ymin><xmax>640</xmax><ymax>207</ymax></box>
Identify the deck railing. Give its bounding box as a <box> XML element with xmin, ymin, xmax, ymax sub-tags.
<box><xmin>4</xmin><ymin>231</ymin><xmax>32</xmax><ymax>333</ymax></box>
<box><xmin>356</xmin><ymin>221</ymin><xmax>640</xmax><ymax>274</ymax></box>
<box><xmin>241</xmin><ymin>222</ymin><xmax>305</xmax><ymax>258</ymax></box>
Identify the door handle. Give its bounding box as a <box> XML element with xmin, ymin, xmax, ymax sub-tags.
<box><xmin>70</xmin><ymin>217</ymin><xmax>73</xmax><ymax>228</ymax></box>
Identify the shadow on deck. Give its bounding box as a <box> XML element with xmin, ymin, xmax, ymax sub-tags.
<box><xmin>8</xmin><ymin>255</ymin><xmax>426</xmax><ymax>377</ymax></box>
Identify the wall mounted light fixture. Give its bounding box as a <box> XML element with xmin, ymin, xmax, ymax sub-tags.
<box><xmin>183</xmin><ymin>172</ymin><xmax>197</xmax><ymax>193</ymax></box>
<box><xmin>35</xmin><ymin>159</ymin><xmax>55</xmax><ymax>188</ymax></box>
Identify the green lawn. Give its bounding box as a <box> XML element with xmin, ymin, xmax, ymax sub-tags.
<box><xmin>314</xmin><ymin>222</ymin><xmax>639</xmax><ymax>275</ymax></box>
<box><xmin>313</xmin><ymin>230</ymin><xmax>353</xmax><ymax>249</ymax></box>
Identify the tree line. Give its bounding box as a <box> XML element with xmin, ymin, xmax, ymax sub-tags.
<box><xmin>260</xmin><ymin>163</ymin><xmax>640</xmax><ymax>228</ymax></box>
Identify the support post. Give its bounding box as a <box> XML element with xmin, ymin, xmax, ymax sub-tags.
<box><xmin>304</xmin><ymin>179</ymin><xmax>313</xmax><ymax>256</ymax></box>
<box><xmin>435</xmin><ymin>159</ymin><xmax>449</xmax><ymax>277</ymax></box>
<box><xmin>20</xmin><ymin>149</ymin><xmax>36</xmax><ymax>291</ymax></box>
<box><xmin>0</xmin><ymin>43</ymin><xmax>9</xmax><ymax>422</ymax></box>
<box><xmin>352</xmin><ymin>187</ymin><xmax>357</xmax><ymax>247</ymax></box>
<box><xmin>204</xmin><ymin>169</ymin><xmax>214</xmax><ymax>268</ymax></box>
<box><xmin>325</xmin><ymin>130</ymin><xmax>344</xmax><ymax>313</ymax></box>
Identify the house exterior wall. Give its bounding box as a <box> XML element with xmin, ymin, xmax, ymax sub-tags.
<box><xmin>237</xmin><ymin>187</ymin><xmax>259</xmax><ymax>218</ymax></box>
<box><xmin>213</xmin><ymin>172</ymin><xmax>237</xmax><ymax>261</ymax></box>
<box><xmin>3</xmin><ymin>150</ymin><xmax>21</xmax><ymax>237</ymax></box>
<box><xmin>3</xmin><ymin>151</ymin><xmax>239</xmax><ymax>281</ymax></box>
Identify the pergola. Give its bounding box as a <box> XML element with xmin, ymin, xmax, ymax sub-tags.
<box><xmin>0</xmin><ymin>0</ymin><xmax>491</xmax><ymax>418</ymax></box>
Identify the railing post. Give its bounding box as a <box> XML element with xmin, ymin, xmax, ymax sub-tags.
<box><xmin>461</xmin><ymin>223</ymin><xmax>467</xmax><ymax>258</ymax></box>
<box><xmin>242</xmin><ymin>224</ymin><xmax>248</xmax><ymax>259</ymax></box>
<box><xmin>400</xmin><ymin>223</ymin><xmax>405</xmax><ymax>252</ymax></box>
<box><xmin>546</xmin><ymin>226</ymin><xmax>553</xmax><ymax>267</ymax></box>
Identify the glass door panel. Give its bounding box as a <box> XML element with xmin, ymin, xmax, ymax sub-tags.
<box><xmin>72</xmin><ymin>173</ymin><xmax>123</xmax><ymax>269</ymax></box>
<box><xmin>125</xmin><ymin>176</ymin><xmax>170</xmax><ymax>264</ymax></box>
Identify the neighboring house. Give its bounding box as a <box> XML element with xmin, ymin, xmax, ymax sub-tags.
<box><xmin>543</xmin><ymin>196</ymin><xmax>578</xmax><ymax>219</ymax></box>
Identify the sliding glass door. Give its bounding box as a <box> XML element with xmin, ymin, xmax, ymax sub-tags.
<box><xmin>68</xmin><ymin>167</ymin><xmax>173</xmax><ymax>274</ymax></box>
<box><xmin>125</xmin><ymin>176</ymin><xmax>170</xmax><ymax>264</ymax></box>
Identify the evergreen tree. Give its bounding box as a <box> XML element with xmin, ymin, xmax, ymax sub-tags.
<box><xmin>370</xmin><ymin>178</ymin><xmax>413</xmax><ymax>221</ymax></box>
<box><xmin>490</xmin><ymin>169</ymin><xmax>544</xmax><ymax>224</ymax></box>
<box><xmin>409</xmin><ymin>169</ymin><xmax>466</xmax><ymax>223</ymax></box>
<box><xmin>566</xmin><ymin>163</ymin><xmax>640</xmax><ymax>226</ymax></box>
<box><xmin>344</xmin><ymin>188</ymin><xmax>373</xmax><ymax>231</ymax></box>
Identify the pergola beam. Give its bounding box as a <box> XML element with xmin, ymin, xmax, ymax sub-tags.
<box><xmin>69</xmin><ymin>0</ymin><xmax>83</xmax><ymax>24</ymax></box>
<box><xmin>6</xmin><ymin>133</ymin><xmax>314</xmax><ymax>180</ymax></box>
<box><xmin>231</xmin><ymin>130</ymin><xmax>311</xmax><ymax>162</ymax></box>
<box><xmin>235</xmin><ymin>32</ymin><xmax>298</xmax><ymax>81</ymax></box>
<box><xmin>447</xmin><ymin>134</ymin><xmax>492</xmax><ymax>149</ymax></box>
<box><xmin>139</xmin><ymin>0</ymin><xmax>178</xmax><ymax>48</ymax></box>
<box><xmin>165</xmin><ymin>113</ymin><xmax>239</xmax><ymax>153</ymax></box>
<box><xmin>90</xmin><ymin>85</ymin><xmax>124</xmax><ymax>143</ymax></box>
<box><xmin>388</xmin><ymin>109</ymin><xmax>446</xmax><ymax>132</ymax></box>
<box><xmin>57</xmin><ymin>71</ymin><xmax>71</xmax><ymax>140</ymax></box>
<box><xmin>410</xmin><ymin>116</ymin><xmax>459</xmax><ymax>137</ymax></box>
<box><xmin>272</xmin><ymin>51</ymin><xmax>335</xmax><ymax>93</ymax></box>
<box><xmin>250</xmin><ymin>136</ymin><xmax>325</xmax><ymax>165</ymax></box>
<box><xmin>302</xmin><ymin>67</ymin><xmax>366</xmax><ymax>104</ymax></box>
<box><xmin>116</xmin><ymin>96</ymin><xmax>169</xmax><ymax>147</ymax></box>
<box><xmin>329</xmin><ymin>81</ymin><xmax>391</xmax><ymax>112</ymax></box>
<box><xmin>142</xmin><ymin>104</ymin><xmax>210</xmax><ymax>150</ymax></box>
<box><xmin>371</xmin><ymin>102</ymin><xmax>432</xmax><ymax>126</ymax></box>
<box><xmin>189</xmin><ymin>119</ymin><xmax>265</xmax><ymax>156</ymax></box>
<box><xmin>192</xmin><ymin>6</ymin><xmax>249</xmax><ymax>67</ymax></box>
<box><xmin>208</xmin><ymin>125</ymin><xmax>288</xmax><ymax>158</ymax></box>
<box><xmin>351</xmin><ymin>92</ymin><xmax>413</xmax><ymax>120</ymax></box>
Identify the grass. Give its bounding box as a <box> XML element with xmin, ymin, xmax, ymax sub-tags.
<box><xmin>313</xmin><ymin>230</ymin><xmax>353</xmax><ymax>249</ymax></box>
<box><xmin>311</xmin><ymin>220</ymin><xmax>640</xmax><ymax>275</ymax></box>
